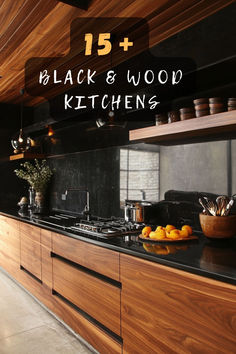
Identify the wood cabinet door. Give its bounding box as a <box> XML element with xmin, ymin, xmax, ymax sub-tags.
<box><xmin>52</xmin><ymin>232</ymin><xmax>120</xmax><ymax>281</ymax></box>
<box><xmin>53</xmin><ymin>257</ymin><xmax>121</xmax><ymax>336</ymax></box>
<box><xmin>20</xmin><ymin>223</ymin><xmax>41</xmax><ymax>281</ymax></box>
<box><xmin>0</xmin><ymin>215</ymin><xmax>20</xmax><ymax>273</ymax></box>
<box><xmin>41</xmin><ymin>229</ymin><xmax>52</xmax><ymax>288</ymax></box>
<box><xmin>120</xmin><ymin>254</ymin><xmax>236</xmax><ymax>354</ymax></box>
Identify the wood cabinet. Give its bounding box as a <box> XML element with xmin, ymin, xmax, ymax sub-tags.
<box><xmin>20</xmin><ymin>222</ymin><xmax>42</xmax><ymax>281</ymax></box>
<box><xmin>0</xmin><ymin>215</ymin><xmax>20</xmax><ymax>274</ymax></box>
<box><xmin>53</xmin><ymin>293</ymin><xmax>122</xmax><ymax>354</ymax></box>
<box><xmin>53</xmin><ymin>256</ymin><xmax>121</xmax><ymax>336</ymax></box>
<box><xmin>41</xmin><ymin>228</ymin><xmax>52</xmax><ymax>288</ymax></box>
<box><xmin>52</xmin><ymin>232</ymin><xmax>120</xmax><ymax>281</ymax></box>
<box><xmin>120</xmin><ymin>253</ymin><xmax>236</xmax><ymax>354</ymax></box>
<box><xmin>1</xmin><ymin>215</ymin><xmax>236</xmax><ymax>354</ymax></box>
<box><xmin>52</xmin><ymin>232</ymin><xmax>122</xmax><ymax>353</ymax></box>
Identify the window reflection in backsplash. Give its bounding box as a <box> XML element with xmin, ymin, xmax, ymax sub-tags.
<box><xmin>120</xmin><ymin>145</ymin><xmax>160</xmax><ymax>208</ymax></box>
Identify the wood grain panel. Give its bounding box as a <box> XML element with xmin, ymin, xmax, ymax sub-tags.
<box><xmin>129</xmin><ymin>110</ymin><xmax>236</xmax><ymax>145</ymax></box>
<box><xmin>52</xmin><ymin>293</ymin><xmax>122</xmax><ymax>354</ymax></box>
<box><xmin>0</xmin><ymin>216</ymin><xmax>120</xmax><ymax>352</ymax></box>
<box><xmin>41</xmin><ymin>228</ymin><xmax>52</xmax><ymax>248</ymax></box>
<box><xmin>53</xmin><ymin>257</ymin><xmax>121</xmax><ymax>335</ymax></box>
<box><xmin>20</xmin><ymin>234</ymin><xmax>42</xmax><ymax>280</ymax></box>
<box><xmin>120</xmin><ymin>253</ymin><xmax>236</xmax><ymax>354</ymax></box>
<box><xmin>52</xmin><ymin>232</ymin><xmax>120</xmax><ymax>281</ymax></box>
<box><xmin>41</xmin><ymin>229</ymin><xmax>52</xmax><ymax>288</ymax></box>
<box><xmin>0</xmin><ymin>0</ymin><xmax>233</xmax><ymax>105</ymax></box>
<box><xmin>41</xmin><ymin>245</ymin><xmax>52</xmax><ymax>288</ymax></box>
<box><xmin>0</xmin><ymin>215</ymin><xmax>20</xmax><ymax>273</ymax></box>
<box><xmin>19</xmin><ymin>221</ymin><xmax>41</xmax><ymax>243</ymax></box>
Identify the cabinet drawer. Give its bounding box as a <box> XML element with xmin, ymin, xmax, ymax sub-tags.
<box><xmin>53</xmin><ymin>257</ymin><xmax>121</xmax><ymax>336</ymax></box>
<box><xmin>21</xmin><ymin>234</ymin><xmax>41</xmax><ymax>281</ymax></box>
<box><xmin>52</xmin><ymin>233</ymin><xmax>120</xmax><ymax>281</ymax></box>
<box><xmin>0</xmin><ymin>215</ymin><xmax>20</xmax><ymax>272</ymax></box>
<box><xmin>20</xmin><ymin>222</ymin><xmax>41</xmax><ymax>243</ymax></box>
<box><xmin>0</xmin><ymin>215</ymin><xmax>19</xmax><ymax>237</ymax></box>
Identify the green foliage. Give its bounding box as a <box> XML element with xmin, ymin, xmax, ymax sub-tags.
<box><xmin>14</xmin><ymin>159</ymin><xmax>54</xmax><ymax>193</ymax></box>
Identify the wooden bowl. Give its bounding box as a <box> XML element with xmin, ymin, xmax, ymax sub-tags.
<box><xmin>199</xmin><ymin>213</ymin><xmax>236</xmax><ymax>239</ymax></box>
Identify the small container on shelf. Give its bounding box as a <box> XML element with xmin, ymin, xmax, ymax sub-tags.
<box><xmin>193</xmin><ymin>98</ymin><xmax>209</xmax><ymax>117</ymax></box>
<box><xmin>179</xmin><ymin>107</ymin><xmax>195</xmax><ymax>120</ymax></box>
<box><xmin>155</xmin><ymin>113</ymin><xmax>168</xmax><ymax>126</ymax></box>
<box><xmin>168</xmin><ymin>110</ymin><xmax>180</xmax><ymax>123</ymax></box>
<box><xmin>209</xmin><ymin>97</ymin><xmax>224</xmax><ymax>114</ymax></box>
<box><xmin>228</xmin><ymin>98</ymin><xmax>236</xmax><ymax>111</ymax></box>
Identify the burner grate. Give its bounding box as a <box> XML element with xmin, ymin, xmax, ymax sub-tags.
<box><xmin>70</xmin><ymin>219</ymin><xmax>144</xmax><ymax>238</ymax></box>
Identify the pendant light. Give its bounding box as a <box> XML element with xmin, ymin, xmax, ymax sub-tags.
<box><xmin>11</xmin><ymin>89</ymin><xmax>31</xmax><ymax>154</ymax></box>
<box><xmin>96</xmin><ymin>110</ymin><xmax>126</xmax><ymax>129</ymax></box>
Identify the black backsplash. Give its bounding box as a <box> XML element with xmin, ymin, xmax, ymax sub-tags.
<box><xmin>47</xmin><ymin>147</ymin><xmax>122</xmax><ymax>217</ymax></box>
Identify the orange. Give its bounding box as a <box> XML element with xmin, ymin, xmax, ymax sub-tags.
<box><xmin>155</xmin><ymin>225</ymin><xmax>165</xmax><ymax>232</ymax></box>
<box><xmin>182</xmin><ymin>225</ymin><xmax>193</xmax><ymax>236</ymax></box>
<box><xmin>150</xmin><ymin>229</ymin><xmax>166</xmax><ymax>240</ymax></box>
<box><xmin>149</xmin><ymin>231</ymin><xmax>158</xmax><ymax>239</ymax></box>
<box><xmin>165</xmin><ymin>224</ymin><xmax>176</xmax><ymax>233</ymax></box>
<box><xmin>166</xmin><ymin>229</ymin><xmax>181</xmax><ymax>240</ymax></box>
<box><xmin>180</xmin><ymin>229</ymin><xmax>189</xmax><ymax>238</ymax></box>
<box><xmin>155</xmin><ymin>229</ymin><xmax>166</xmax><ymax>239</ymax></box>
<box><xmin>142</xmin><ymin>226</ymin><xmax>152</xmax><ymax>238</ymax></box>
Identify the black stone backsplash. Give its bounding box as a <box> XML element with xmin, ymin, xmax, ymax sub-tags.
<box><xmin>47</xmin><ymin>147</ymin><xmax>121</xmax><ymax>217</ymax></box>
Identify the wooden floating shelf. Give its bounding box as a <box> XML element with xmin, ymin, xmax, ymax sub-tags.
<box><xmin>129</xmin><ymin>110</ymin><xmax>236</xmax><ymax>145</ymax></box>
<box><xmin>9</xmin><ymin>153</ymin><xmax>46</xmax><ymax>161</ymax></box>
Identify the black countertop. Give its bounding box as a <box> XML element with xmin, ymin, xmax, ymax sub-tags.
<box><xmin>1</xmin><ymin>208</ymin><xmax>236</xmax><ymax>286</ymax></box>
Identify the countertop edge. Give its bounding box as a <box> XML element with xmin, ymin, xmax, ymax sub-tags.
<box><xmin>1</xmin><ymin>210</ymin><xmax>236</xmax><ymax>286</ymax></box>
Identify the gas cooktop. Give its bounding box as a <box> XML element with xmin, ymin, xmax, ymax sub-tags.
<box><xmin>30</xmin><ymin>212</ymin><xmax>144</xmax><ymax>239</ymax></box>
<box><xmin>69</xmin><ymin>218</ymin><xmax>144</xmax><ymax>238</ymax></box>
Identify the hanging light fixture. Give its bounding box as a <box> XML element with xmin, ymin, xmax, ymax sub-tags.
<box><xmin>96</xmin><ymin>110</ymin><xmax>126</xmax><ymax>129</ymax></box>
<box><xmin>11</xmin><ymin>89</ymin><xmax>31</xmax><ymax>154</ymax></box>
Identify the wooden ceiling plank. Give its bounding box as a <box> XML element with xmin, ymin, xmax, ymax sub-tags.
<box><xmin>0</xmin><ymin>0</ymin><xmax>39</xmax><ymax>51</ymax></box>
<box><xmin>0</xmin><ymin>16</ymin><xmax>70</xmax><ymax>73</ymax></box>
<box><xmin>0</xmin><ymin>1</ymin><xmax>138</xmax><ymax>74</ymax></box>
<box><xmin>19</xmin><ymin>2</ymin><xmax>162</xmax><ymax>84</ymax></box>
<box><xmin>0</xmin><ymin>0</ymin><xmax>233</xmax><ymax>105</ymax></box>
<box><xmin>0</xmin><ymin>0</ymin><xmax>25</xmax><ymax>33</ymax></box>
<box><xmin>23</xmin><ymin>1</ymin><xmax>227</xmax><ymax>86</ymax></box>
<box><xmin>0</xmin><ymin>0</ymin><xmax>58</xmax><ymax>62</ymax></box>
<box><xmin>22</xmin><ymin>0</ymin><xmax>233</xmax><ymax>102</ymax></box>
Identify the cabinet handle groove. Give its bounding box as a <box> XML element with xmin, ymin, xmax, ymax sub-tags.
<box><xmin>52</xmin><ymin>290</ymin><xmax>123</xmax><ymax>345</ymax></box>
<box><xmin>20</xmin><ymin>265</ymin><xmax>42</xmax><ymax>284</ymax></box>
<box><xmin>51</xmin><ymin>252</ymin><xmax>121</xmax><ymax>288</ymax></box>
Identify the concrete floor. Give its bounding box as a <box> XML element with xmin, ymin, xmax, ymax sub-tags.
<box><xmin>0</xmin><ymin>269</ymin><xmax>94</xmax><ymax>354</ymax></box>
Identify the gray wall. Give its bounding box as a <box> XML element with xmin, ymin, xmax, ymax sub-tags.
<box><xmin>160</xmin><ymin>141</ymin><xmax>229</xmax><ymax>200</ymax></box>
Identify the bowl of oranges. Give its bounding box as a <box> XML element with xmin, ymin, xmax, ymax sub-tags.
<box><xmin>140</xmin><ymin>224</ymin><xmax>197</xmax><ymax>242</ymax></box>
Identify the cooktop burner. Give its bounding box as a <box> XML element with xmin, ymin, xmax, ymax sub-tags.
<box><xmin>30</xmin><ymin>212</ymin><xmax>144</xmax><ymax>239</ymax></box>
<box><xmin>69</xmin><ymin>218</ymin><xmax>144</xmax><ymax>238</ymax></box>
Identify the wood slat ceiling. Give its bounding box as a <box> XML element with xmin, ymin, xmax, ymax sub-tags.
<box><xmin>0</xmin><ymin>0</ymin><xmax>233</xmax><ymax>106</ymax></box>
